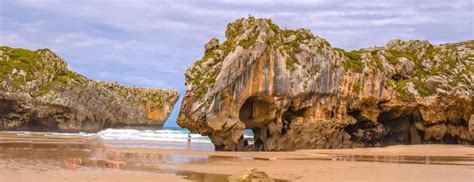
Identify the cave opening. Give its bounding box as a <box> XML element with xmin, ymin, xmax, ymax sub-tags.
<box><xmin>344</xmin><ymin>109</ymin><xmax>382</xmax><ymax>146</ymax></box>
<box><xmin>0</xmin><ymin>98</ymin><xmax>16</xmax><ymax>115</ymax></box>
<box><xmin>377</xmin><ymin>110</ymin><xmax>418</xmax><ymax>145</ymax></box>
<box><xmin>239</xmin><ymin>96</ymin><xmax>260</xmax><ymax>129</ymax></box>
<box><xmin>443</xmin><ymin>135</ymin><xmax>460</xmax><ymax>144</ymax></box>
<box><xmin>281</xmin><ymin>107</ymin><xmax>306</xmax><ymax>135</ymax></box>
<box><xmin>238</xmin><ymin>96</ymin><xmax>274</xmax><ymax>151</ymax></box>
<box><xmin>345</xmin><ymin>108</ymin><xmax>429</xmax><ymax>146</ymax></box>
<box><xmin>26</xmin><ymin>116</ymin><xmax>60</xmax><ymax>132</ymax></box>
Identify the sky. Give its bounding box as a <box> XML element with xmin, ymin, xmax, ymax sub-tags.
<box><xmin>0</xmin><ymin>0</ymin><xmax>473</xmax><ymax>127</ymax></box>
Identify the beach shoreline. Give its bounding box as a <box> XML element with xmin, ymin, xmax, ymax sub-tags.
<box><xmin>0</xmin><ymin>131</ymin><xmax>473</xmax><ymax>182</ymax></box>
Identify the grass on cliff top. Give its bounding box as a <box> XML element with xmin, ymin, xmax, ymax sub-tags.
<box><xmin>386</xmin><ymin>49</ymin><xmax>416</xmax><ymax>64</ymax></box>
<box><xmin>370</xmin><ymin>50</ymin><xmax>384</xmax><ymax>69</ymax></box>
<box><xmin>335</xmin><ymin>48</ymin><xmax>364</xmax><ymax>73</ymax></box>
<box><xmin>0</xmin><ymin>47</ymin><xmax>43</xmax><ymax>90</ymax></box>
<box><xmin>0</xmin><ymin>47</ymin><xmax>37</xmax><ymax>76</ymax></box>
<box><xmin>36</xmin><ymin>70</ymin><xmax>82</xmax><ymax>96</ymax></box>
<box><xmin>239</xmin><ymin>34</ymin><xmax>257</xmax><ymax>49</ymax></box>
<box><xmin>194</xmin><ymin>50</ymin><xmax>216</xmax><ymax>67</ymax></box>
<box><xmin>265</xmin><ymin>19</ymin><xmax>280</xmax><ymax>33</ymax></box>
<box><xmin>0</xmin><ymin>46</ymin><xmax>85</xmax><ymax>94</ymax></box>
<box><xmin>147</xmin><ymin>93</ymin><xmax>164</xmax><ymax>102</ymax></box>
<box><xmin>225</xmin><ymin>19</ymin><xmax>244</xmax><ymax>39</ymax></box>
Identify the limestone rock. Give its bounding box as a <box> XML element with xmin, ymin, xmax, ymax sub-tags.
<box><xmin>178</xmin><ymin>17</ymin><xmax>473</xmax><ymax>151</ymax></box>
<box><xmin>205</xmin><ymin>38</ymin><xmax>219</xmax><ymax>51</ymax></box>
<box><xmin>0</xmin><ymin>46</ymin><xmax>179</xmax><ymax>132</ymax></box>
<box><xmin>394</xmin><ymin>57</ymin><xmax>414</xmax><ymax>79</ymax></box>
<box><xmin>424</xmin><ymin>76</ymin><xmax>448</xmax><ymax>93</ymax></box>
<box><xmin>228</xmin><ymin>168</ymin><xmax>274</xmax><ymax>182</ymax></box>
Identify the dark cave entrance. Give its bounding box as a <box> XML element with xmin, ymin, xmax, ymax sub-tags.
<box><xmin>238</xmin><ymin>96</ymin><xmax>274</xmax><ymax>151</ymax></box>
<box><xmin>0</xmin><ymin>98</ymin><xmax>17</xmax><ymax>115</ymax></box>
<box><xmin>239</xmin><ymin>96</ymin><xmax>262</xmax><ymax>129</ymax></box>
<box><xmin>344</xmin><ymin>110</ymin><xmax>383</xmax><ymax>146</ymax></box>
<box><xmin>237</xmin><ymin>96</ymin><xmax>310</xmax><ymax>151</ymax></box>
<box><xmin>344</xmin><ymin>109</ymin><xmax>433</xmax><ymax>146</ymax></box>
<box><xmin>25</xmin><ymin>115</ymin><xmax>60</xmax><ymax>131</ymax></box>
<box><xmin>376</xmin><ymin>110</ymin><xmax>421</xmax><ymax>145</ymax></box>
<box><xmin>281</xmin><ymin>107</ymin><xmax>306</xmax><ymax>135</ymax></box>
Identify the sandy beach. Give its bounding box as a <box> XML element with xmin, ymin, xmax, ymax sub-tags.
<box><xmin>0</xmin><ymin>131</ymin><xmax>473</xmax><ymax>182</ymax></box>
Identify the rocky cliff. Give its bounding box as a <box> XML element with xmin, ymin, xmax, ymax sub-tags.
<box><xmin>0</xmin><ymin>46</ymin><xmax>179</xmax><ymax>132</ymax></box>
<box><xmin>178</xmin><ymin>17</ymin><xmax>473</xmax><ymax>151</ymax></box>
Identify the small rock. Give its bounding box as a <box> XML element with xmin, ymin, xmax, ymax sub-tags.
<box><xmin>228</xmin><ymin>168</ymin><xmax>274</xmax><ymax>182</ymax></box>
<box><xmin>435</xmin><ymin>88</ymin><xmax>447</xmax><ymax>95</ymax></box>
<box><xmin>18</xmin><ymin>69</ymin><xmax>26</xmax><ymax>77</ymax></box>
<box><xmin>285</xmin><ymin>35</ymin><xmax>297</xmax><ymax>43</ymax></box>
<box><xmin>421</xmin><ymin>59</ymin><xmax>432</xmax><ymax>69</ymax></box>
<box><xmin>405</xmin><ymin>82</ymin><xmax>419</xmax><ymax>96</ymax></box>
<box><xmin>424</xmin><ymin>76</ymin><xmax>448</xmax><ymax>93</ymax></box>
<box><xmin>424</xmin><ymin>124</ymin><xmax>447</xmax><ymax>140</ymax></box>
<box><xmin>394</xmin><ymin>57</ymin><xmax>414</xmax><ymax>78</ymax></box>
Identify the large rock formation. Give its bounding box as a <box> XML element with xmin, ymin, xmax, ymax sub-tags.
<box><xmin>178</xmin><ymin>17</ymin><xmax>473</xmax><ymax>151</ymax></box>
<box><xmin>0</xmin><ymin>46</ymin><xmax>179</xmax><ymax>132</ymax></box>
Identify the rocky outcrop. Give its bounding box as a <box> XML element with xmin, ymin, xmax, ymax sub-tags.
<box><xmin>0</xmin><ymin>46</ymin><xmax>179</xmax><ymax>132</ymax></box>
<box><xmin>228</xmin><ymin>168</ymin><xmax>274</xmax><ymax>182</ymax></box>
<box><xmin>178</xmin><ymin>17</ymin><xmax>473</xmax><ymax>151</ymax></box>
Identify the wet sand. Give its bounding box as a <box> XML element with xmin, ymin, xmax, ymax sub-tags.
<box><xmin>165</xmin><ymin>145</ymin><xmax>474</xmax><ymax>181</ymax></box>
<box><xmin>0</xmin><ymin>131</ymin><xmax>473</xmax><ymax>182</ymax></box>
<box><xmin>0</xmin><ymin>170</ymin><xmax>188</xmax><ymax>182</ymax></box>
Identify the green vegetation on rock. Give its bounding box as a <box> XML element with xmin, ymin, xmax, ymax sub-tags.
<box><xmin>386</xmin><ymin>49</ymin><xmax>416</xmax><ymax>64</ymax></box>
<box><xmin>413</xmin><ymin>79</ymin><xmax>432</xmax><ymax>97</ymax></box>
<box><xmin>353</xmin><ymin>80</ymin><xmax>361</xmax><ymax>92</ymax></box>
<box><xmin>239</xmin><ymin>34</ymin><xmax>257</xmax><ymax>49</ymax></box>
<box><xmin>0</xmin><ymin>45</ymin><xmax>180</xmax><ymax>132</ymax></box>
<box><xmin>0</xmin><ymin>47</ymin><xmax>38</xmax><ymax>84</ymax></box>
<box><xmin>394</xmin><ymin>79</ymin><xmax>409</xmax><ymax>92</ymax></box>
<box><xmin>195</xmin><ymin>87</ymin><xmax>207</xmax><ymax>100</ymax></box>
<box><xmin>36</xmin><ymin>70</ymin><xmax>82</xmax><ymax>96</ymax></box>
<box><xmin>335</xmin><ymin>48</ymin><xmax>364</xmax><ymax>73</ymax></box>
<box><xmin>265</xmin><ymin>19</ymin><xmax>280</xmax><ymax>33</ymax></box>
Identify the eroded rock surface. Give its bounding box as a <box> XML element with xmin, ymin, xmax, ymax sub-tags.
<box><xmin>0</xmin><ymin>46</ymin><xmax>179</xmax><ymax>132</ymax></box>
<box><xmin>178</xmin><ymin>17</ymin><xmax>473</xmax><ymax>151</ymax></box>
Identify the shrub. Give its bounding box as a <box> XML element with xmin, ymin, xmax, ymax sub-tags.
<box><xmin>353</xmin><ymin>80</ymin><xmax>361</xmax><ymax>92</ymax></box>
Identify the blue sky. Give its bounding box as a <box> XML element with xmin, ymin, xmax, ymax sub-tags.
<box><xmin>1</xmin><ymin>0</ymin><xmax>472</xmax><ymax>127</ymax></box>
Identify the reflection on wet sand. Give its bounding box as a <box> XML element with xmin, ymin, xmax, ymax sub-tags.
<box><xmin>0</xmin><ymin>132</ymin><xmax>211</xmax><ymax>180</ymax></box>
<box><xmin>322</xmin><ymin>154</ymin><xmax>474</xmax><ymax>165</ymax></box>
<box><xmin>0</xmin><ymin>131</ymin><xmax>290</xmax><ymax>181</ymax></box>
<box><xmin>1</xmin><ymin>131</ymin><xmax>472</xmax><ymax>181</ymax></box>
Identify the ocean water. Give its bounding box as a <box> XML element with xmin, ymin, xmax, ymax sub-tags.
<box><xmin>98</xmin><ymin>127</ymin><xmax>254</xmax><ymax>143</ymax></box>
<box><xmin>5</xmin><ymin>127</ymin><xmax>255</xmax><ymax>151</ymax></box>
<box><xmin>98</xmin><ymin>128</ymin><xmax>212</xmax><ymax>143</ymax></box>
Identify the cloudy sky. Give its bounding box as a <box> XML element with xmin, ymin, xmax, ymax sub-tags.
<box><xmin>1</xmin><ymin>0</ymin><xmax>472</xmax><ymax>127</ymax></box>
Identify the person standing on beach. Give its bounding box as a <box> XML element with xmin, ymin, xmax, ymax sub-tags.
<box><xmin>186</xmin><ymin>133</ymin><xmax>191</xmax><ymax>150</ymax></box>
